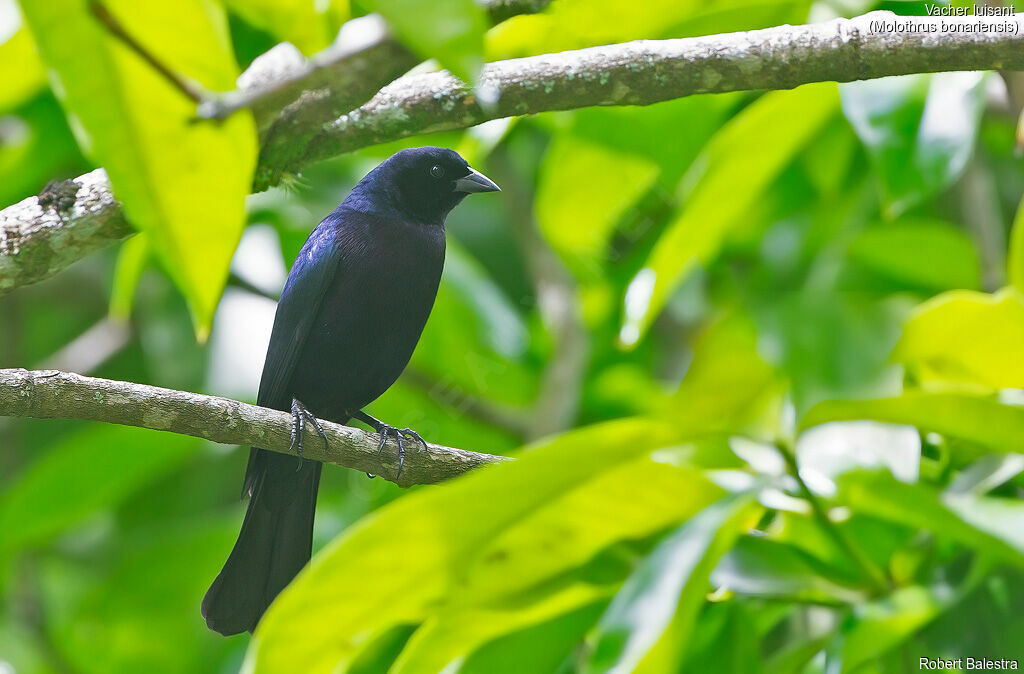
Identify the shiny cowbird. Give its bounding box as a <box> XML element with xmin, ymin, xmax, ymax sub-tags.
<box><xmin>202</xmin><ymin>147</ymin><xmax>500</xmax><ymax>636</ymax></box>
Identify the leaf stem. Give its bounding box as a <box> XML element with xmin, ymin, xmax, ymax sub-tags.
<box><xmin>775</xmin><ymin>440</ymin><xmax>891</xmax><ymax>595</ymax></box>
<box><xmin>89</xmin><ymin>1</ymin><xmax>209</xmax><ymax>105</ymax></box>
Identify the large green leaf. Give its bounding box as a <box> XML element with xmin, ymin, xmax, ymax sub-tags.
<box><xmin>568</xmin><ymin>95</ymin><xmax>741</xmax><ymax>189</ymax></box>
<box><xmin>441</xmin><ymin>241</ymin><xmax>529</xmax><ymax>360</ymax></box>
<box><xmin>755</xmin><ymin>290</ymin><xmax>905</xmax><ymax>415</ymax></box>
<box><xmin>458</xmin><ymin>601</ymin><xmax>608</xmax><ymax>674</ymax></box>
<box><xmin>0</xmin><ymin>426</ymin><xmax>197</xmax><ymax>554</ymax></box>
<box><xmin>0</xmin><ymin>27</ymin><xmax>46</xmax><ymax>112</ymax></box>
<box><xmin>389</xmin><ymin>578</ymin><xmax>611</xmax><ymax>674</ymax></box>
<box><xmin>847</xmin><ymin>218</ymin><xmax>980</xmax><ymax>291</ymax></box>
<box><xmin>487</xmin><ymin>0</ymin><xmax>810</xmax><ymax>59</ymax></box>
<box><xmin>461</xmin><ymin>459</ymin><xmax>725</xmax><ymax>602</ymax></box>
<box><xmin>364</xmin><ymin>0</ymin><xmax>486</xmax><ymax>82</ymax></box>
<box><xmin>536</xmin><ymin>135</ymin><xmax>659</xmax><ymax>277</ymax></box>
<box><xmin>19</xmin><ymin>0</ymin><xmax>257</xmax><ymax>337</ymax></box>
<box><xmin>582</xmin><ymin>495</ymin><xmax>761</xmax><ymax>674</ymax></box>
<box><xmin>712</xmin><ymin>536</ymin><xmax>868</xmax><ymax>604</ymax></box>
<box><xmin>668</xmin><ymin>313</ymin><xmax>784</xmax><ymax>436</ymax></box>
<box><xmin>835</xmin><ymin>557</ymin><xmax>992</xmax><ymax>672</ymax></box>
<box><xmin>678</xmin><ymin>603</ymin><xmax>761</xmax><ymax>674</ymax></box>
<box><xmin>620</xmin><ymin>84</ymin><xmax>838</xmax><ymax>345</ymax></box>
<box><xmin>838</xmin><ymin>586</ymin><xmax>949</xmax><ymax>673</ymax></box>
<box><xmin>893</xmin><ymin>288</ymin><xmax>1024</xmax><ymax>389</ymax></box>
<box><xmin>801</xmin><ymin>391</ymin><xmax>1024</xmax><ymax>456</ymax></box>
<box><xmin>840</xmin><ymin>72</ymin><xmax>986</xmax><ymax>218</ymax></box>
<box><xmin>244</xmin><ymin>419</ymin><xmax>696</xmax><ymax>673</ymax></box>
<box><xmin>837</xmin><ymin>470</ymin><xmax>1024</xmax><ymax>566</ymax></box>
<box><xmin>381</xmin><ymin>457</ymin><xmax>724</xmax><ymax>673</ymax></box>
<box><xmin>55</xmin><ymin>518</ymin><xmax>240</xmax><ymax>674</ymax></box>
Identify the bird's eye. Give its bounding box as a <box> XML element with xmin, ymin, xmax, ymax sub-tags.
<box><xmin>429</xmin><ymin>165</ymin><xmax>445</xmax><ymax>179</ymax></box>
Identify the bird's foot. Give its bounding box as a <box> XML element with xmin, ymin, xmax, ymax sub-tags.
<box><xmin>374</xmin><ymin>424</ymin><xmax>428</xmax><ymax>478</ymax></box>
<box><xmin>352</xmin><ymin>410</ymin><xmax>427</xmax><ymax>479</ymax></box>
<box><xmin>289</xmin><ymin>398</ymin><xmax>328</xmax><ymax>468</ymax></box>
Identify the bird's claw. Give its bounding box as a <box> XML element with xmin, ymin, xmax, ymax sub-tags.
<box><xmin>289</xmin><ymin>399</ymin><xmax>328</xmax><ymax>470</ymax></box>
<box><xmin>374</xmin><ymin>424</ymin><xmax>427</xmax><ymax>478</ymax></box>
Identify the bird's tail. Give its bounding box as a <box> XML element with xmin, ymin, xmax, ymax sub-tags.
<box><xmin>202</xmin><ymin>448</ymin><xmax>322</xmax><ymax>636</ymax></box>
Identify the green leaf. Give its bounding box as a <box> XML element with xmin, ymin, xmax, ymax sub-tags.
<box><xmin>536</xmin><ymin>135</ymin><xmax>659</xmax><ymax>277</ymax></box>
<box><xmin>441</xmin><ymin>242</ymin><xmax>528</xmax><ymax>359</ymax></box>
<box><xmin>838</xmin><ymin>585</ymin><xmax>948</xmax><ymax>673</ymax></box>
<box><xmin>712</xmin><ymin>536</ymin><xmax>868</xmax><ymax>604</ymax></box>
<box><xmin>0</xmin><ymin>27</ymin><xmax>46</xmax><ymax>112</ymax></box>
<box><xmin>668</xmin><ymin>313</ymin><xmax>783</xmax><ymax>435</ymax></box>
<box><xmin>771</xmin><ymin>512</ymin><xmax>912</xmax><ymax>587</ymax></box>
<box><xmin>582</xmin><ymin>495</ymin><xmax>761</xmax><ymax>674</ymax></box>
<box><xmin>109</xmin><ymin>234</ymin><xmax>152</xmax><ymax>320</ymax></box>
<box><xmin>56</xmin><ymin>518</ymin><xmax>241</xmax><ymax>674</ymax></box>
<box><xmin>459</xmin><ymin>458</ymin><xmax>725</xmax><ymax>603</ymax></box>
<box><xmin>840</xmin><ymin>72</ymin><xmax>986</xmax><ymax>218</ymax></box>
<box><xmin>893</xmin><ymin>288</ymin><xmax>1024</xmax><ymax>390</ymax></box>
<box><xmin>568</xmin><ymin>95</ymin><xmax>741</xmax><ymax>189</ymax></box>
<box><xmin>679</xmin><ymin>603</ymin><xmax>761</xmax><ymax>674</ymax></box>
<box><xmin>0</xmin><ymin>426</ymin><xmax>197</xmax><ymax>554</ymax></box>
<box><xmin>486</xmin><ymin>0</ymin><xmax>810</xmax><ymax>60</ymax></box>
<box><xmin>620</xmin><ymin>84</ymin><xmax>838</xmax><ymax>345</ymax></box>
<box><xmin>386</xmin><ymin>459</ymin><xmax>723</xmax><ymax>674</ymax></box>
<box><xmin>765</xmin><ymin>634</ymin><xmax>830</xmax><ymax>674</ymax></box>
<box><xmin>364</xmin><ymin>0</ymin><xmax>486</xmax><ymax>82</ymax></box>
<box><xmin>756</xmin><ymin>291</ymin><xmax>905</xmax><ymax>415</ymax></box>
<box><xmin>390</xmin><ymin>578</ymin><xmax>612</xmax><ymax>673</ymax></box>
<box><xmin>801</xmin><ymin>391</ymin><xmax>1024</xmax><ymax>456</ymax></box>
<box><xmin>848</xmin><ymin>218</ymin><xmax>980</xmax><ymax>291</ymax></box>
<box><xmin>19</xmin><ymin>0</ymin><xmax>257</xmax><ymax>338</ymax></box>
<box><xmin>459</xmin><ymin>601</ymin><xmax>608</xmax><ymax>674</ymax></box>
<box><xmin>837</xmin><ymin>470</ymin><xmax>1024</xmax><ymax>566</ymax></box>
<box><xmin>245</xmin><ymin>419</ymin><xmax>697</xmax><ymax>673</ymax></box>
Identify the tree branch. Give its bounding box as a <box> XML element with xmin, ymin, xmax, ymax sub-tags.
<box><xmin>0</xmin><ymin>369</ymin><xmax>509</xmax><ymax>488</ymax></box>
<box><xmin>0</xmin><ymin>170</ymin><xmax>131</xmax><ymax>293</ymax></box>
<box><xmin>196</xmin><ymin>16</ymin><xmax>411</xmax><ymax>130</ymax></box>
<box><xmin>278</xmin><ymin>11</ymin><xmax>1024</xmax><ymax>183</ymax></box>
<box><xmin>198</xmin><ymin>0</ymin><xmax>553</xmax><ymax>127</ymax></box>
<box><xmin>3</xmin><ymin>11</ymin><xmax>1023</xmax><ymax>291</ymax></box>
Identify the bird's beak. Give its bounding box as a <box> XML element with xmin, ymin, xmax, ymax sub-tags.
<box><xmin>454</xmin><ymin>167</ymin><xmax>501</xmax><ymax>193</ymax></box>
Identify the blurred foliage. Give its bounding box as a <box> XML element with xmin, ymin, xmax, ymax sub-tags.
<box><xmin>2</xmin><ymin>0</ymin><xmax>1024</xmax><ymax>672</ymax></box>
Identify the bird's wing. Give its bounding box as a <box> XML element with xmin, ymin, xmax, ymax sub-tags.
<box><xmin>243</xmin><ymin>219</ymin><xmax>342</xmax><ymax>498</ymax></box>
<box><xmin>256</xmin><ymin>221</ymin><xmax>341</xmax><ymax>411</ymax></box>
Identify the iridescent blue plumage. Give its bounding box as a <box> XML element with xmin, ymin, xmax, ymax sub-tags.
<box><xmin>202</xmin><ymin>147</ymin><xmax>499</xmax><ymax>635</ymax></box>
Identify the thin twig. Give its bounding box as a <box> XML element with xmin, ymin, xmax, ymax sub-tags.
<box><xmin>776</xmin><ymin>440</ymin><xmax>891</xmax><ymax>594</ymax></box>
<box><xmin>89</xmin><ymin>1</ymin><xmax>209</xmax><ymax>104</ymax></box>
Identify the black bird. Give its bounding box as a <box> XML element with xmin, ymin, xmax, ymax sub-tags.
<box><xmin>201</xmin><ymin>147</ymin><xmax>499</xmax><ymax>636</ymax></box>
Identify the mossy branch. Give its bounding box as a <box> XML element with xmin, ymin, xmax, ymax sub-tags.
<box><xmin>2</xmin><ymin>11</ymin><xmax>1022</xmax><ymax>291</ymax></box>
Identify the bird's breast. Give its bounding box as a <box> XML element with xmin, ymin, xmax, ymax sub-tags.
<box><xmin>289</xmin><ymin>219</ymin><xmax>445</xmax><ymax>419</ymax></box>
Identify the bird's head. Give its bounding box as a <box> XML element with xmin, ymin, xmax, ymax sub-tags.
<box><xmin>358</xmin><ymin>147</ymin><xmax>500</xmax><ymax>224</ymax></box>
